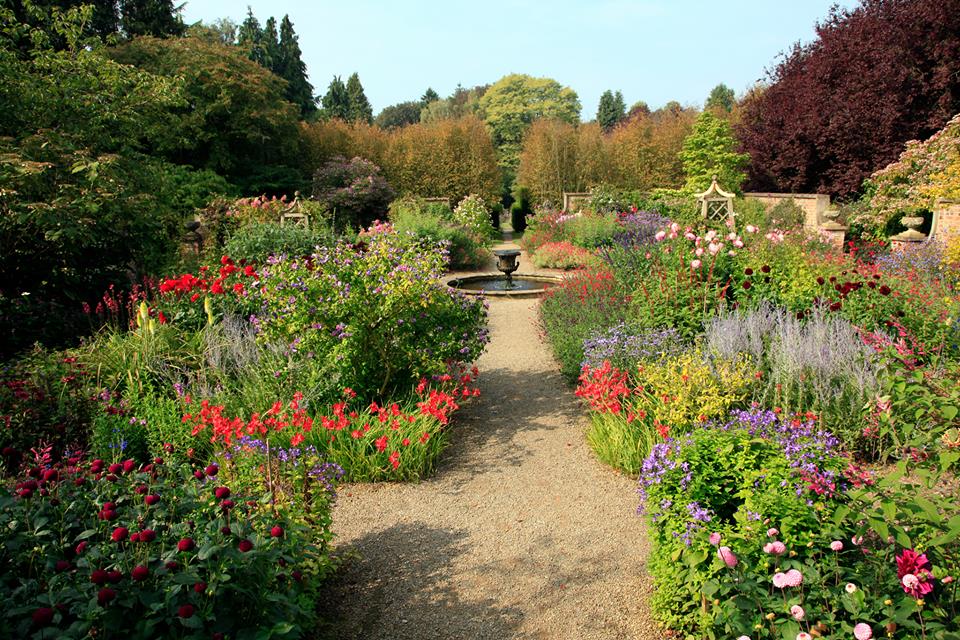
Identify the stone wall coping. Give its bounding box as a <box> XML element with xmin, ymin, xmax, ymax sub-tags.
<box><xmin>743</xmin><ymin>192</ymin><xmax>829</xmax><ymax>200</ymax></box>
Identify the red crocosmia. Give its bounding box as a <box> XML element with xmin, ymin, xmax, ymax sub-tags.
<box><xmin>32</xmin><ymin>607</ymin><xmax>54</xmax><ymax>626</ymax></box>
<box><xmin>194</xmin><ymin>581</ymin><xmax>206</xmax><ymax>593</ymax></box>
<box><xmin>351</xmin><ymin>429</ymin><xmax>362</xmax><ymax>439</ymax></box>
<box><xmin>145</xmin><ymin>494</ymin><xmax>160</xmax><ymax>505</ymax></box>
<box><xmin>177</xmin><ymin>538</ymin><xmax>195</xmax><ymax>552</ymax></box>
<box><xmin>214</xmin><ymin>486</ymin><xmax>231</xmax><ymax>499</ymax></box>
<box><xmin>243</xmin><ymin>265</ymin><xmax>257</xmax><ymax>277</ymax></box>
<box><xmin>419</xmin><ymin>432</ymin><xmax>430</xmax><ymax>444</ymax></box>
<box><xmin>402</xmin><ymin>438</ymin><xmax>411</xmax><ymax>447</ymax></box>
<box><xmin>238</xmin><ymin>539</ymin><xmax>253</xmax><ymax>552</ymax></box>
<box><xmin>157</xmin><ymin>311</ymin><xmax>168</xmax><ymax>324</ymax></box>
<box><xmin>111</xmin><ymin>527</ymin><xmax>129</xmax><ymax>542</ymax></box>
<box><xmin>90</xmin><ymin>569</ymin><xmax>108</xmax><ymax>585</ymax></box>
<box><xmin>97</xmin><ymin>588</ymin><xmax>116</xmax><ymax>606</ymax></box>
<box><xmin>131</xmin><ymin>565</ymin><xmax>149</xmax><ymax>581</ymax></box>
<box><xmin>270</xmin><ymin>526</ymin><xmax>284</xmax><ymax>538</ymax></box>
<box><xmin>138</xmin><ymin>529</ymin><xmax>156</xmax><ymax>543</ymax></box>
<box><xmin>389</xmin><ymin>450</ymin><xmax>400</xmax><ymax>470</ymax></box>
<box><xmin>375</xmin><ymin>436</ymin><xmax>389</xmax><ymax>452</ymax></box>
<box><xmin>178</xmin><ymin>604</ymin><xmax>195</xmax><ymax>619</ymax></box>
<box><xmin>233</xmin><ymin>282</ymin><xmax>244</xmax><ymax>294</ymax></box>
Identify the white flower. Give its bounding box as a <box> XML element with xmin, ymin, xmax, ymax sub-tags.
<box><xmin>845</xmin><ymin>582</ymin><xmax>857</xmax><ymax>593</ymax></box>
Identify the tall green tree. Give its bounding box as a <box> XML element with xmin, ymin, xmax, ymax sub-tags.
<box><xmin>345</xmin><ymin>72</ymin><xmax>372</xmax><ymax>124</ymax></box>
<box><xmin>679</xmin><ymin>111</ymin><xmax>750</xmax><ymax>193</ymax></box>
<box><xmin>276</xmin><ymin>15</ymin><xmax>314</xmax><ymax>117</ymax></box>
<box><xmin>705</xmin><ymin>83</ymin><xmax>735</xmax><ymax>113</ymax></box>
<box><xmin>237</xmin><ymin>8</ymin><xmax>269</xmax><ymax>67</ymax></box>
<box><xmin>261</xmin><ymin>16</ymin><xmax>279</xmax><ymax>70</ymax></box>
<box><xmin>597</xmin><ymin>89</ymin><xmax>626</xmax><ymax>132</ymax></box>
<box><xmin>420</xmin><ymin>87</ymin><xmax>439</xmax><ymax>105</ymax></box>
<box><xmin>119</xmin><ymin>0</ymin><xmax>184</xmax><ymax>37</ymax></box>
<box><xmin>321</xmin><ymin>75</ymin><xmax>350</xmax><ymax>120</ymax></box>
<box><xmin>477</xmin><ymin>73</ymin><xmax>581</xmax><ymax>172</ymax></box>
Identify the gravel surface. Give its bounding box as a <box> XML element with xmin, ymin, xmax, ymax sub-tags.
<box><xmin>318</xmin><ymin>235</ymin><xmax>658</xmax><ymax>639</ymax></box>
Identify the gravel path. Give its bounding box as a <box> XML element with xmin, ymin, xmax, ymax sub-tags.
<box><xmin>318</xmin><ymin>234</ymin><xmax>657</xmax><ymax>639</ymax></box>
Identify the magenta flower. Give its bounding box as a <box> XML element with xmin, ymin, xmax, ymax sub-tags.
<box><xmin>708</xmin><ymin>532</ymin><xmax>721</xmax><ymax>546</ymax></box>
<box><xmin>897</xmin><ymin>548</ymin><xmax>935</xmax><ymax>597</ymax></box>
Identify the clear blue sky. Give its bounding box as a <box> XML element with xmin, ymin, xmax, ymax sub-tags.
<box><xmin>181</xmin><ymin>0</ymin><xmax>859</xmax><ymax>120</ymax></box>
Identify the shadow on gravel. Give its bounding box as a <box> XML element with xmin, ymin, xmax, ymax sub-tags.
<box><xmin>436</xmin><ymin>366</ymin><xmax>584</xmax><ymax>479</ymax></box>
<box><xmin>315</xmin><ymin>522</ymin><xmax>524</xmax><ymax>640</ymax></box>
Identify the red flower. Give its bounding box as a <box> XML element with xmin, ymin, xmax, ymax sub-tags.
<box><xmin>205</xmin><ymin>464</ymin><xmax>219</xmax><ymax>477</ymax></box>
<box><xmin>419</xmin><ymin>432</ymin><xmax>430</xmax><ymax>444</ymax></box>
<box><xmin>32</xmin><ymin>607</ymin><xmax>54</xmax><ymax>626</ymax></box>
<box><xmin>55</xmin><ymin>560</ymin><xmax>70</xmax><ymax>572</ymax></box>
<box><xmin>178</xmin><ymin>604</ymin><xmax>195</xmax><ymax>619</ymax></box>
<box><xmin>177</xmin><ymin>538</ymin><xmax>195</xmax><ymax>552</ymax></box>
<box><xmin>375</xmin><ymin>435</ymin><xmax>388</xmax><ymax>452</ymax></box>
<box><xmin>76</xmin><ymin>541</ymin><xmax>88</xmax><ymax>555</ymax></box>
<box><xmin>214</xmin><ymin>486</ymin><xmax>231</xmax><ymax>499</ymax></box>
<box><xmin>194</xmin><ymin>581</ymin><xmax>207</xmax><ymax>593</ymax></box>
<box><xmin>221</xmin><ymin>499</ymin><xmax>235</xmax><ymax>511</ymax></box>
<box><xmin>131</xmin><ymin>565</ymin><xmax>149</xmax><ymax>581</ymax></box>
<box><xmin>238</xmin><ymin>539</ymin><xmax>253</xmax><ymax>552</ymax></box>
<box><xmin>97</xmin><ymin>588</ymin><xmax>117</xmax><ymax>606</ymax></box>
<box><xmin>270</xmin><ymin>526</ymin><xmax>284</xmax><ymax>538</ymax></box>
<box><xmin>144</xmin><ymin>494</ymin><xmax>160</xmax><ymax>505</ymax></box>
<box><xmin>122</xmin><ymin>459</ymin><xmax>136</xmax><ymax>473</ymax></box>
<box><xmin>90</xmin><ymin>569</ymin><xmax>108</xmax><ymax>585</ymax></box>
<box><xmin>138</xmin><ymin>529</ymin><xmax>156</xmax><ymax>543</ymax></box>
<box><xmin>111</xmin><ymin>527</ymin><xmax>128</xmax><ymax>542</ymax></box>
<box><xmin>107</xmin><ymin>570</ymin><xmax>123</xmax><ymax>583</ymax></box>
<box><xmin>108</xmin><ymin>463</ymin><xmax>122</xmax><ymax>475</ymax></box>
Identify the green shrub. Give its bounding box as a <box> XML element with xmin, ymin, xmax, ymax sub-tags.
<box><xmin>565</xmin><ymin>212</ymin><xmax>620</xmax><ymax>248</ymax></box>
<box><xmin>768</xmin><ymin>197</ymin><xmax>806</xmax><ymax>229</ymax></box>
<box><xmin>453</xmin><ymin>194</ymin><xmax>496</xmax><ymax>239</ymax></box>
<box><xmin>223</xmin><ymin>222</ymin><xmax>333</xmax><ymax>263</ymax></box>
<box><xmin>510</xmin><ymin>202</ymin><xmax>527</xmax><ymax>233</ymax></box>
<box><xmin>391</xmin><ymin>203</ymin><xmax>488</xmax><ymax>270</ymax></box>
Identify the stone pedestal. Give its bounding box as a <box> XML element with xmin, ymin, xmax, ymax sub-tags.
<box><xmin>889</xmin><ymin>215</ymin><xmax>926</xmax><ymax>253</ymax></box>
<box><xmin>819</xmin><ymin>220</ymin><xmax>847</xmax><ymax>251</ymax></box>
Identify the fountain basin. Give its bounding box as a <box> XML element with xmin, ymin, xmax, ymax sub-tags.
<box><xmin>447</xmin><ymin>273</ymin><xmax>562</xmax><ymax>297</ymax></box>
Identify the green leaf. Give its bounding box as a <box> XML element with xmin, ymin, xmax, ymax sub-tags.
<box><xmin>942</xmin><ymin>405</ymin><xmax>958</xmax><ymax>421</ymax></box>
<box><xmin>197</xmin><ymin>543</ymin><xmax>221</xmax><ymax>561</ymax></box>
<box><xmin>701</xmin><ymin>580</ymin><xmax>719</xmax><ymax>597</ymax></box>
<box><xmin>75</xmin><ymin>529</ymin><xmax>97</xmax><ymax>541</ymax></box>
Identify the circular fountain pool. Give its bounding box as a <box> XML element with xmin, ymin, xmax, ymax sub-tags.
<box><xmin>447</xmin><ymin>273</ymin><xmax>561</xmax><ymax>297</ymax></box>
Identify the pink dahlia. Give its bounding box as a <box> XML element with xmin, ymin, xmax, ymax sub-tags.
<box><xmin>830</xmin><ymin>540</ymin><xmax>843</xmax><ymax>551</ymax></box>
<box><xmin>718</xmin><ymin>546</ymin><xmax>738</xmax><ymax>568</ymax></box>
<box><xmin>853</xmin><ymin>622</ymin><xmax>873</xmax><ymax>640</ymax></box>
<box><xmin>783</xmin><ymin>569</ymin><xmax>803</xmax><ymax>587</ymax></box>
<box><xmin>763</xmin><ymin>541</ymin><xmax>786</xmax><ymax>555</ymax></box>
<box><xmin>772</xmin><ymin>572</ymin><xmax>787</xmax><ymax>588</ymax></box>
<box><xmin>790</xmin><ymin>605</ymin><xmax>805</xmax><ymax>620</ymax></box>
<box><xmin>897</xmin><ymin>549</ymin><xmax>935</xmax><ymax>597</ymax></box>
<box><xmin>708</xmin><ymin>532</ymin><xmax>721</xmax><ymax>546</ymax></box>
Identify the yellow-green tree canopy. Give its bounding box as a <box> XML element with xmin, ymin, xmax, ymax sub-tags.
<box><xmin>478</xmin><ymin>74</ymin><xmax>581</xmax><ymax>172</ymax></box>
<box><xmin>679</xmin><ymin>111</ymin><xmax>750</xmax><ymax>194</ymax></box>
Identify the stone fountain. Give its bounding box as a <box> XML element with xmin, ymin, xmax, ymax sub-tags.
<box><xmin>447</xmin><ymin>248</ymin><xmax>561</xmax><ymax>297</ymax></box>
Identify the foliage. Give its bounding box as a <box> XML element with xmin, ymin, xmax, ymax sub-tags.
<box><xmin>254</xmin><ymin>232</ymin><xmax>489</xmax><ymax>400</ymax></box>
<box><xmin>597</xmin><ymin>89</ymin><xmax>626</xmax><ymax>133</ymax></box>
<box><xmin>516</xmin><ymin>119</ymin><xmax>582</xmax><ymax>205</ymax></box>
<box><xmin>0</xmin><ymin>450</ymin><xmax>338</xmax><ymax>639</ymax></box>
<box><xmin>577</xmin><ymin>351</ymin><xmax>755</xmax><ymax>472</ymax></box>
<box><xmin>222</xmin><ymin>222</ymin><xmax>334</xmax><ymax>264</ymax></box>
<box><xmin>311</xmin><ymin>156</ymin><xmax>395</xmax><ymax>231</ymax></box>
<box><xmin>531</xmin><ymin>241</ymin><xmax>602</xmax><ymax>270</ymax></box>
<box><xmin>735</xmin><ymin>0</ymin><xmax>960</xmax><ymax>198</ymax></box>
<box><xmin>565</xmin><ymin>212</ymin><xmax>621</xmax><ymax>248</ymax></box>
<box><xmin>679</xmin><ymin>111</ymin><xmax>750</xmax><ymax>194</ymax></box>
<box><xmin>345</xmin><ymin>72</ymin><xmax>373</xmax><ymax>125</ymax></box>
<box><xmin>862</xmin><ymin>113</ymin><xmax>960</xmax><ymax>229</ymax></box>
<box><xmin>452</xmin><ymin>194</ymin><xmax>495</xmax><ymax>238</ymax></box>
<box><xmin>477</xmin><ymin>74</ymin><xmax>581</xmax><ymax>172</ymax></box>
<box><xmin>538</xmin><ymin>269</ymin><xmax>629</xmax><ymax>381</ymax></box>
<box><xmin>389</xmin><ymin>197</ymin><xmax>489</xmax><ymax>270</ymax></box>
<box><xmin>375</xmin><ymin>101</ymin><xmax>422</xmax><ymax>130</ymax></box>
<box><xmin>300</xmin><ymin>115</ymin><xmax>501</xmax><ymax>205</ymax></box>
<box><xmin>320</xmin><ymin>75</ymin><xmax>349</xmax><ymax>121</ymax></box>
<box><xmin>705</xmin><ymin>83</ymin><xmax>735</xmax><ymax>113</ymax></box>
<box><xmin>107</xmin><ymin>35</ymin><xmax>303</xmax><ymax>194</ymax></box>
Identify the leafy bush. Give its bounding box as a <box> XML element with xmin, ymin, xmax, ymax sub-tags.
<box><xmin>312</xmin><ymin>156</ymin><xmax>395</xmax><ymax>232</ymax></box>
<box><xmin>254</xmin><ymin>233</ymin><xmax>488</xmax><ymax>400</ymax></box>
<box><xmin>223</xmin><ymin>222</ymin><xmax>333</xmax><ymax>263</ymax></box>
<box><xmin>767</xmin><ymin>197</ymin><xmax>806</xmax><ymax>229</ymax></box>
<box><xmin>453</xmin><ymin>194</ymin><xmax>495</xmax><ymax>239</ymax></box>
<box><xmin>510</xmin><ymin>185</ymin><xmax>533</xmax><ymax>233</ymax></box>
<box><xmin>538</xmin><ymin>269</ymin><xmax>629</xmax><ymax>381</ymax></box>
<box><xmin>565</xmin><ymin>212</ymin><xmax>621</xmax><ymax>248</ymax></box>
<box><xmin>532</xmin><ymin>241</ymin><xmax>602</xmax><ymax>270</ymax></box>
<box><xmin>390</xmin><ymin>199</ymin><xmax>489</xmax><ymax>270</ymax></box>
<box><xmin>577</xmin><ymin>350</ymin><xmax>755</xmax><ymax>473</ymax></box>
<box><xmin>0</xmin><ymin>450</ymin><xmax>338</xmax><ymax>639</ymax></box>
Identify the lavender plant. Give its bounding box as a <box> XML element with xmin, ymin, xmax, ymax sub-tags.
<box><xmin>581</xmin><ymin>323</ymin><xmax>686</xmax><ymax>371</ymax></box>
<box><xmin>705</xmin><ymin>304</ymin><xmax>882</xmax><ymax>452</ymax></box>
